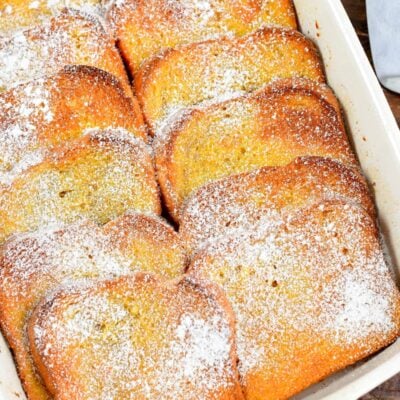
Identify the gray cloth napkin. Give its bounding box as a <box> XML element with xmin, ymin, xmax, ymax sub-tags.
<box><xmin>366</xmin><ymin>0</ymin><xmax>400</xmax><ymax>93</ymax></box>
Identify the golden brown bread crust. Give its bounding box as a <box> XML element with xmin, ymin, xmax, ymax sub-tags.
<box><xmin>135</xmin><ymin>27</ymin><xmax>325</xmax><ymax>135</ymax></box>
<box><xmin>0</xmin><ymin>129</ymin><xmax>161</xmax><ymax>244</ymax></box>
<box><xmin>107</xmin><ymin>0</ymin><xmax>297</xmax><ymax>73</ymax></box>
<box><xmin>188</xmin><ymin>200</ymin><xmax>400</xmax><ymax>399</ymax></box>
<box><xmin>0</xmin><ymin>0</ymin><xmax>101</xmax><ymax>35</ymax></box>
<box><xmin>28</xmin><ymin>273</ymin><xmax>244</xmax><ymax>399</ymax></box>
<box><xmin>154</xmin><ymin>78</ymin><xmax>356</xmax><ymax>221</ymax></box>
<box><xmin>104</xmin><ymin>213</ymin><xmax>188</xmax><ymax>277</ymax></box>
<box><xmin>0</xmin><ymin>65</ymin><xmax>146</xmax><ymax>181</ymax></box>
<box><xmin>180</xmin><ymin>156</ymin><xmax>375</xmax><ymax>255</ymax></box>
<box><xmin>0</xmin><ymin>214</ymin><xmax>185</xmax><ymax>400</ymax></box>
<box><xmin>0</xmin><ymin>9</ymin><xmax>131</xmax><ymax>96</ymax></box>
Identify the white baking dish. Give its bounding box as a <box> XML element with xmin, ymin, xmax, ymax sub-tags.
<box><xmin>292</xmin><ymin>0</ymin><xmax>400</xmax><ymax>398</ymax></box>
<box><xmin>1</xmin><ymin>0</ymin><xmax>400</xmax><ymax>399</ymax></box>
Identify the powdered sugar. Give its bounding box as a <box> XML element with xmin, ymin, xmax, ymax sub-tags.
<box><xmin>0</xmin><ymin>150</ymin><xmax>45</xmax><ymax>186</ymax></box>
<box><xmin>173</xmin><ymin>314</ymin><xmax>231</xmax><ymax>384</ymax></box>
<box><xmin>0</xmin><ymin>212</ymin><xmax>187</xmax><ymax>398</ymax></box>
<box><xmin>0</xmin><ymin>214</ymin><xmax>184</xmax><ymax>306</ymax></box>
<box><xmin>30</xmin><ymin>276</ymin><xmax>239</xmax><ymax>399</ymax></box>
<box><xmin>155</xmin><ymin>78</ymin><xmax>357</xmax><ymax>221</ymax></box>
<box><xmin>107</xmin><ymin>0</ymin><xmax>296</xmax><ymax>73</ymax></box>
<box><xmin>2</xmin><ymin>221</ymin><xmax>132</xmax><ymax>296</ymax></box>
<box><xmin>0</xmin><ymin>1</ymin><xmax>102</xmax><ymax>36</ymax></box>
<box><xmin>138</xmin><ymin>28</ymin><xmax>324</xmax><ymax>136</ymax></box>
<box><xmin>0</xmin><ymin>128</ymin><xmax>160</xmax><ymax>244</ymax></box>
<box><xmin>0</xmin><ymin>10</ymin><xmax>108</xmax><ymax>91</ymax></box>
<box><xmin>0</xmin><ymin>80</ymin><xmax>53</xmax><ymax>182</ymax></box>
<box><xmin>327</xmin><ymin>271</ymin><xmax>394</xmax><ymax>342</ymax></box>
<box><xmin>0</xmin><ymin>65</ymin><xmax>146</xmax><ymax>186</ymax></box>
<box><xmin>189</xmin><ymin>201</ymin><xmax>400</xmax><ymax>395</ymax></box>
<box><xmin>165</xmin><ymin>0</ymin><xmax>216</xmax><ymax>28</ymax></box>
<box><xmin>29</xmin><ymin>1</ymin><xmax>40</xmax><ymax>10</ymax></box>
<box><xmin>180</xmin><ymin>157</ymin><xmax>373</xmax><ymax>255</ymax></box>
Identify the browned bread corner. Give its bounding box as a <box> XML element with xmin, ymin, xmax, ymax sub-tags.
<box><xmin>28</xmin><ymin>274</ymin><xmax>244</xmax><ymax>399</ymax></box>
<box><xmin>104</xmin><ymin>213</ymin><xmax>188</xmax><ymax>277</ymax></box>
<box><xmin>0</xmin><ymin>65</ymin><xmax>146</xmax><ymax>183</ymax></box>
<box><xmin>135</xmin><ymin>27</ymin><xmax>325</xmax><ymax>135</ymax></box>
<box><xmin>0</xmin><ymin>9</ymin><xmax>131</xmax><ymax>95</ymax></box>
<box><xmin>180</xmin><ymin>156</ymin><xmax>375</xmax><ymax>255</ymax></box>
<box><xmin>0</xmin><ymin>129</ymin><xmax>161</xmax><ymax>244</ymax></box>
<box><xmin>189</xmin><ymin>200</ymin><xmax>400</xmax><ymax>399</ymax></box>
<box><xmin>0</xmin><ymin>213</ymin><xmax>185</xmax><ymax>400</ymax></box>
<box><xmin>154</xmin><ymin>78</ymin><xmax>356</xmax><ymax>220</ymax></box>
<box><xmin>107</xmin><ymin>0</ymin><xmax>297</xmax><ymax>74</ymax></box>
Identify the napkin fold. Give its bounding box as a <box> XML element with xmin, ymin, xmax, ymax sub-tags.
<box><xmin>366</xmin><ymin>0</ymin><xmax>400</xmax><ymax>93</ymax></box>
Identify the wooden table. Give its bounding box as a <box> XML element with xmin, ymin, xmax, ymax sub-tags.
<box><xmin>341</xmin><ymin>2</ymin><xmax>400</xmax><ymax>398</ymax></box>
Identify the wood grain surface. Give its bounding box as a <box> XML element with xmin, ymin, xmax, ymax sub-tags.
<box><xmin>342</xmin><ymin>1</ymin><xmax>400</xmax><ymax>398</ymax></box>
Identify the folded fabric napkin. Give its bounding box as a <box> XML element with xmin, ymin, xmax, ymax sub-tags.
<box><xmin>366</xmin><ymin>0</ymin><xmax>400</xmax><ymax>93</ymax></box>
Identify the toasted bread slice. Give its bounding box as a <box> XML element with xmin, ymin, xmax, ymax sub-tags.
<box><xmin>0</xmin><ymin>214</ymin><xmax>185</xmax><ymax>400</ymax></box>
<box><xmin>135</xmin><ymin>28</ymin><xmax>325</xmax><ymax>135</ymax></box>
<box><xmin>107</xmin><ymin>0</ymin><xmax>297</xmax><ymax>73</ymax></box>
<box><xmin>180</xmin><ymin>157</ymin><xmax>375</xmax><ymax>255</ymax></box>
<box><xmin>189</xmin><ymin>201</ymin><xmax>400</xmax><ymax>399</ymax></box>
<box><xmin>154</xmin><ymin>78</ymin><xmax>356</xmax><ymax>220</ymax></box>
<box><xmin>0</xmin><ymin>1</ymin><xmax>100</xmax><ymax>35</ymax></box>
<box><xmin>0</xmin><ymin>65</ymin><xmax>146</xmax><ymax>182</ymax></box>
<box><xmin>28</xmin><ymin>274</ymin><xmax>244</xmax><ymax>399</ymax></box>
<box><xmin>0</xmin><ymin>9</ymin><xmax>131</xmax><ymax>95</ymax></box>
<box><xmin>0</xmin><ymin>129</ymin><xmax>161</xmax><ymax>244</ymax></box>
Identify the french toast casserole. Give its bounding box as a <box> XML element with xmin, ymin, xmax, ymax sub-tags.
<box><xmin>0</xmin><ymin>1</ymin><xmax>398</xmax><ymax>399</ymax></box>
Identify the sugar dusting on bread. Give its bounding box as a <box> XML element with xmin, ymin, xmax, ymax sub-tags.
<box><xmin>154</xmin><ymin>78</ymin><xmax>359</xmax><ymax>221</ymax></box>
<box><xmin>0</xmin><ymin>0</ymin><xmax>102</xmax><ymax>36</ymax></box>
<box><xmin>107</xmin><ymin>0</ymin><xmax>297</xmax><ymax>77</ymax></box>
<box><xmin>1</xmin><ymin>221</ymin><xmax>132</xmax><ymax>299</ymax></box>
<box><xmin>180</xmin><ymin>172</ymin><xmax>282</xmax><ymax>254</ymax></box>
<box><xmin>0</xmin><ymin>127</ymin><xmax>160</xmax><ymax>244</ymax></box>
<box><xmin>0</xmin><ymin>213</ymin><xmax>184</xmax><ymax>305</ymax></box>
<box><xmin>0</xmin><ymin>1</ymin><xmax>398</xmax><ymax>398</ymax></box>
<box><xmin>0</xmin><ymin>213</ymin><xmax>187</xmax><ymax>400</ymax></box>
<box><xmin>30</xmin><ymin>276</ymin><xmax>240</xmax><ymax>399</ymax></box>
<box><xmin>0</xmin><ymin>65</ymin><xmax>146</xmax><ymax>186</ymax></box>
<box><xmin>155</xmin><ymin>77</ymin><xmax>343</xmax><ymax>144</ymax></box>
<box><xmin>179</xmin><ymin>156</ymin><xmax>373</xmax><ymax>254</ymax></box>
<box><xmin>0</xmin><ymin>10</ymin><xmax>106</xmax><ymax>91</ymax></box>
<box><xmin>325</xmin><ymin>269</ymin><xmax>395</xmax><ymax>344</ymax></box>
<box><xmin>189</xmin><ymin>201</ymin><xmax>400</xmax><ymax>386</ymax></box>
<box><xmin>136</xmin><ymin>27</ymin><xmax>324</xmax><ymax>135</ymax></box>
<box><xmin>107</xmin><ymin>0</ymin><xmax>295</xmax><ymax>31</ymax></box>
<box><xmin>165</xmin><ymin>0</ymin><xmax>217</xmax><ymax>28</ymax></box>
<box><xmin>173</xmin><ymin>313</ymin><xmax>231</xmax><ymax>383</ymax></box>
<box><xmin>0</xmin><ymin>80</ymin><xmax>53</xmax><ymax>183</ymax></box>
